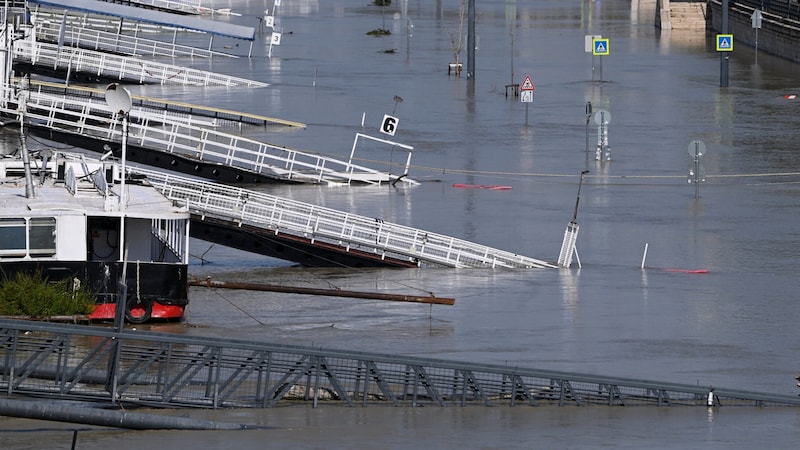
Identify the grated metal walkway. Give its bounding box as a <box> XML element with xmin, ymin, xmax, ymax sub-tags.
<box><xmin>2</xmin><ymin>319</ymin><xmax>798</xmax><ymax>409</ymax></box>
<box><xmin>136</xmin><ymin>167</ymin><xmax>558</xmax><ymax>269</ymax></box>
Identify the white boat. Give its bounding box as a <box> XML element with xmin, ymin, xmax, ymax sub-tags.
<box><xmin>0</xmin><ymin>151</ymin><xmax>191</xmax><ymax>323</ymax></box>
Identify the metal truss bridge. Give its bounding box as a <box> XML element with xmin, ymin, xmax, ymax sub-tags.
<box><xmin>136</xmin><ymin>167</ymin><xmax>556</xmax><ymax>268</ymax></box>
<box><xmin>2</xmin><ymin>319</ymin><xmax>798</xmax><ymax>410</ymax></box>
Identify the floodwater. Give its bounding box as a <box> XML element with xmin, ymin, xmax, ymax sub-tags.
<box><xmin>3</xmin><ymin>0</ymin><xmax>800</xmax><ymax>448</ymax></box>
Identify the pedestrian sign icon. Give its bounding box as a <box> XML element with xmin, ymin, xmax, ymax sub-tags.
<box><xmin>716</xmin><ymin>34</ymin><xmax>733</xmax><ymax>52</ymax></box>
<box><xmin>521</xmin><ymin>75</ymin><xmax>535</xmax><ymax>91</ymax></box>
<box><xmin>592</xmin><ymin>38</ymin><xmax>609</xmax><ymax>56</ymax></box>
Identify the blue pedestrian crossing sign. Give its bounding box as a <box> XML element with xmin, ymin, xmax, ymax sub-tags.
<box><xmin>592</xmin><ymin>38</ymin><xmax>609</xmax><ymax>56</ymax></box>
<box><xmin>716</xmin><ymin>34</ymin><xmax>733</xmax><ymax>52</ymax></box>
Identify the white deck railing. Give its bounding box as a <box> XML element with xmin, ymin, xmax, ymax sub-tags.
<box><xmin>13</xmin><ymin>40</ymin><xmax>264</xmax><ymax>87</ymax></box>
<box><xmin>136</xmin><ymin>167</ymin><xmax>557</xmax><ymax>269</ymax></box>
<box><xmin>34</xmin><ymin>20</ymin><xmax>235</xmax><ymax>59</ymax></box>
<box><xmin>2</xmin><ymin>86</ymin><xmax>417</xmax><ymax>186</ymax></box>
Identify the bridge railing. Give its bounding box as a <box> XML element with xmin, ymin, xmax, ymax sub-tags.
<box><xmin>2</xmin><ymin>319</ymin><xmax>798</xmax><ymax>409</ymax></box>
<box><xmin>136</xmin><ymin>167</ymin><xmax>557</xmax><ymax>268</ymax></box>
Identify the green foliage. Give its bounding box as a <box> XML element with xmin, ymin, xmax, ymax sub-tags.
<box><xmin>373</xmin><ymin>0</ymin><xmax>391</xmax><ymax>6</ymax></box>
<box><xmin>0</xmin><ymin>271</ymin><xmax>95</xmax><ymax>318</ymax></box>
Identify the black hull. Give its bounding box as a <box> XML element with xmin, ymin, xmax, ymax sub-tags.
<box><xmin>191</xmin><ymin>217</ymin><xmax>418</xmax><ymax>268</ymax></box>
<box><xmin>0</xmin><ymin>260</ymin><xmax>188</xmax><ymax>307</ymax></box>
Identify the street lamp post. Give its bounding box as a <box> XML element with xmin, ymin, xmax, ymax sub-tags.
<box><xmin>105</xmin><ymin>83</ymin><xmax>132</xmax><ymax>332</ymax></box>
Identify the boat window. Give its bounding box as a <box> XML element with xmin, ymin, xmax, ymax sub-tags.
<box><xmin>29</xmin><ymin>217</ymin><xmax>56</xmax><ymax>257</ymax></box>
<box><xmin>0</xmin><ymin>218</ymin><xmax>27</xmax><ymax>257</ymax></box>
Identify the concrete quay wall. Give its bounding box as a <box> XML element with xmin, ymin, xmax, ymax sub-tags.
<box><xmin>706</xmin><ymin>0</ymin><xmax>800</xmax><ymax>63</ymax></box>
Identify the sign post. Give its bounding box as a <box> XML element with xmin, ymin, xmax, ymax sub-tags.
<box><xmin>520</xmin><ymin>74</ymin><xmax>535</xmax><ymax>124</ymax></box>
<box><xmin>752</xmin><ymin>9</ymin><xmax>762</xmax><ymax>62</ymax></box>
<box><xmin>585</xmin><ymin>34</ymin><xmax>601</xmax><ymax>82</ymax></box>
<box><xmin>591</xmin><ymin>37</ymin><xmax>609</xmax><ymax>82</ymax></box>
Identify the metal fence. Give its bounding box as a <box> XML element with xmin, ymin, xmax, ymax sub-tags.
<box><xmin>731</xmin><ymin>0</ymin><xmax>800</xmax><ymax>21</ymax></box>
<box><xmin>2</xmin><ymin>319</ymin><xmax>799</xmax><ymax>409</ymax></box>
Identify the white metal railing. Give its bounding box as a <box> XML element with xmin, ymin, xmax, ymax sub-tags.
<box><xmin>151</xmin><ymin>217</ymin><xmax>189</xmax><ymax>264</ymax></box>
<box><xmin>34</xmin><ymin>20</ymin><xmax>235</xmax><ymax>59</ymax></box>
<box><xmin>2</xmin><ymin>86</ymin><xmax>417</xmax><ymax>186</ymax></box>
<box><xmin>13</xmin><ymin>40</ymin><xmax>264</xmax><ymax>87</ymax></box>
<box><xmin>114</xmin><ymin>0</ymin><xmax>205</xmax><ymax>15</ymax></box>
<box><xmin>32</xmin><ymin>9</ymin><xmax>204</xmax><ymax>35</ymax></box>
<box><xmin>135</xmin><ymin>167</ymin><xmax>557</xmax><ymax>269</ymax></box>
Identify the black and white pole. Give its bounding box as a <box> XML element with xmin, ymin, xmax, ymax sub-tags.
<box><xmin>584</xmin><ymin>101</ymin><xmax>592</xmax><ymax>169</ymax></box>
<box><xmin>558</xmin><ymin>170</ymin><xmax>589</xmax><ymax>268</ymax></box>
<box><xmin>593</xmin><ymin>109</ymin><xmax>611</xmax><ymax>163</ymax></box>
<box><xmin>688</xmin><ymin>140</ymin><xmax>706</xmax><ymax>199</ymax></box>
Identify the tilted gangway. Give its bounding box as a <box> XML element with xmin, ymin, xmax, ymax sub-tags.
<box><xmin>12</xmin><ymin>39</ymin><xmax>265</xmax><ymax>87</ymax></box>
<box><xmin>135</xmin><ymin>167</ymin><xmax>558</xmax><ymax>269</ymax></box>
<box><xmin>0</xmin><ymin>84</ymin><xmax>417</xmax><ymax>186</ymax></box>
<box><xmin>29</xmin><ymin>0</ymin><xmax>257</xmax><ymax>53</ymax></box>
<box><xmin>33</xmin><ymin>13</ymin><xmax>238</xmax><ymax>59</ymax></box>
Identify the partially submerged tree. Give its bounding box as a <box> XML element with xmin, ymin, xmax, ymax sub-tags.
<box><xmin>447</xmin><ymin>0</ymin><xmax>467</xmax><ymax>76</ymax></box>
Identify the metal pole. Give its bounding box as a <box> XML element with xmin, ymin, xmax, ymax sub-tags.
<box><xmin>571</xmin><ymin>170</ymin><xmax>589</xmax><ymax>223</ymax></box>
<box><xmin>467</xmin><ymin>0</ymin><xmax>475</xmax><ymax>79</ymax></box>
<box><xmin>720</xmin><ymin>0</ymin><xmax>729</xmax><ymax>87</ymax></box>
<box><xmin>694</xmin><ymin>144</ymin><xmax>700</xmax><ymax>199</ymax></box>
<box><xmin>585</xmin><ymin>102</ymin><xmax>592</xmax><ymax>168</ymax></box>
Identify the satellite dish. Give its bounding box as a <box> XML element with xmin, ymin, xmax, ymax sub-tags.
<box><xmin>105</xmin><ymin>83</ymin><xmax>132</xmax><ymax>115</ymax></box>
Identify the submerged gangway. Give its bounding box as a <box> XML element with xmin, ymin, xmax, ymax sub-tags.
<box><xmin>2</xmin><ymin>319</ymin><xmax>799</xmax><ymax>409</ymax></box>
<box><xmin>136</xmin><ymin>167</ymin><xmax>557</xmax><ymax>269</ymax></box>
<box><xmin>12</xmin><ymin>39</ymin><xmax>265</xmax><ymax>87</ymax></box>
<box><xmin>25</xmin><ymin>80</ymin><xmax>305</xmax><ymax>128</ymax></box>
<box><xmin>0</xmin><ymin>85</ymin><xmax>413</xmax><ymax>186</ymax></box>
<box><xmin>34</xmin><ymin>15</ymin><xmax>237</xmax><ymax>59</ymax></box>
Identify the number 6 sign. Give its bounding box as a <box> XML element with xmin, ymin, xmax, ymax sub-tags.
<box><xmin>380</xmin><ymin>114</ymin><xmax>398</xmax><ymax>136</ymax></box>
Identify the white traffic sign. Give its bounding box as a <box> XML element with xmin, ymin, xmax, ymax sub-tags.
<box><xmin>593</xmin><ymin>109</ymin><xmax>611</xmax><ymax>125</ymax></box>
<box><xmin>520</xmin><ymin>75</ymin><xmax>535</xmax><ymax>91</ymax></box>
<box><xmin>380</xmin><ymin>114</ymin><xmax>399</xmax><ymax>136</ymax></box>
<box><xmin>585</xmin><ymin>34</ymin><xmax>601</xmax><ymax>53</ymax></box>
<box><xmin>688</xmin><ymin>140</ymin><xmax>706</xmax><ymax>157</ymax></box>
<box><xmin>752</xmin><ymin>10</ymin><xmax>762</xmax><ymax>29</ymax></box>
<box><xmin>520</xmin><ymin>90</ymin><xmax>534</xmax><ymax>103</ymax></box>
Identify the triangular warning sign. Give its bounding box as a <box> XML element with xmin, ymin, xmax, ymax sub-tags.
<box><xmin>521</xmin><ymin>75</ymin><xmax>535</xmax><ymax>91</ymax></box>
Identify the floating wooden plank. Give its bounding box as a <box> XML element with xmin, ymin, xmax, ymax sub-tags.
<box><xmin>190</xmin><ymin>277</ymin><xmax>455</xmax><ymax>305</ymax></box>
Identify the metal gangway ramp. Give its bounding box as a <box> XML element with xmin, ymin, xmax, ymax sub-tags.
<box><xmin>136</xmin><ymin>167</ymin><xmax>558</xmax><ymax>268</ymax></box>
<box><xmin>13</xmin><ymin>39</ymin><xmax>265</xmax><ymax>87</ymax></box>
<box><xmin>33</xmin><ymin>13</ymin><xmax>239</xmax><ymax>59</ymax></box>
<box><xmin>2</xmin><ymin>319</ymin><xmax>799</xmax><ymax>409</ymax></box>
<box><xmin>0</xmin><ymin>84</ymin><xmax>414</xmax><ymax>186</ymax></box>
<box><xmin>30</xmin><ymin>0</ymin><xmax>255</xmax><ymax>40</ymax></box>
